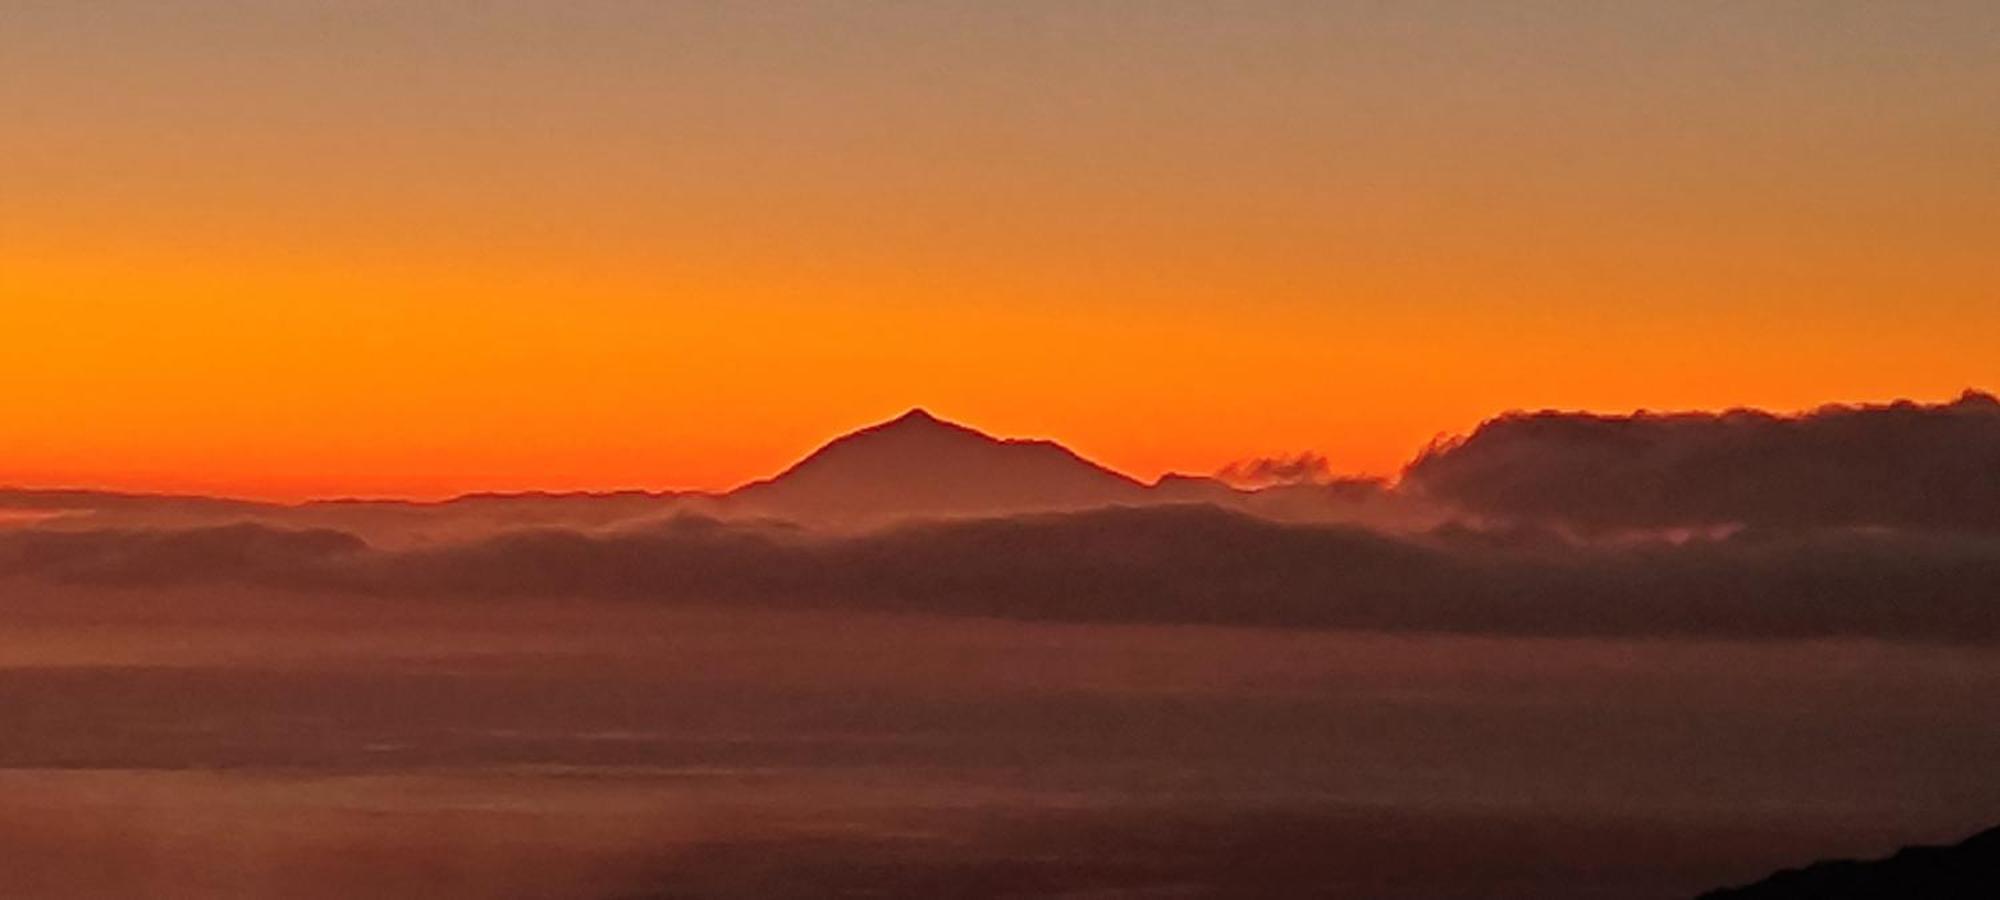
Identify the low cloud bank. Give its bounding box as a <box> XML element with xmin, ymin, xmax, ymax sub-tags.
<box><xmin>0</xmin><ymin>523</ymin><xmax>366</xmax><ymax>586</ymax></box>
<box><xmin>3</xmin><ymin>507</ymin><xmax>1994</xmax><ymax>644</ymax></box>
<box><xmin>1403</xmin><ymin>390</ymin><xmax>2000</xmax><ymax>532</ymax></box>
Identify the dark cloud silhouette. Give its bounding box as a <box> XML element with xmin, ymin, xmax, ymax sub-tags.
<box><xmin>1403</xmin><ymin>390</ymin><xmax>2000</xmax><ymax>532</ymax></box>
<box><xmin>1215</xmin><ymin>453</ymin><xmax>1335</xmax><ymax>487</ymax></box>
<box><xmin>4</xmin><ymin>507</ymin><xmax>1995</xmax><ymax>644</ymax></box>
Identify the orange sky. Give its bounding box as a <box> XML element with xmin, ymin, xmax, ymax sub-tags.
<box><xmin>3</xmin><ymin>2</ymin><xmax>1996</xmax><ymax>501</ymax></box>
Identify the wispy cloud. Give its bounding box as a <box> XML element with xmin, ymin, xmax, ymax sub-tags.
<box><xmin>1215</xmin><ymin>453</ymin><xmax>1335</xmax><ymax>488</ymax></box>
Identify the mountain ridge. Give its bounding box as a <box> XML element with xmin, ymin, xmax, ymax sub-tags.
<box><xmin>1699</xmin><ymin>825</ymin><xmax>1999</xmax><ymax>899</ymax></box>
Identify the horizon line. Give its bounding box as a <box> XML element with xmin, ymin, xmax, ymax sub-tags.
<box><xmin>2</xmin><ymin>389</ymin><xmax>1989</xmax><ymax>505</ymax></box>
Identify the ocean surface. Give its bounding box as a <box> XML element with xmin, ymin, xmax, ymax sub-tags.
<box><xmin>2</xmin><ymin>586</ymin><xmax>1994</xmax><ymax>899</ymax></box>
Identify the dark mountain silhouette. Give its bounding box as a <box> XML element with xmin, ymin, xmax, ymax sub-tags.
<box><xmin>724</xmin><ymin>409</ymin><xmax>1149</xmax><ymax>522</ymax></box>
<box><xmin>1699</xmin><ymin>825</ymin><xmax>2000</xmax><ymax>899</ymax></box>
<box><xmin>0</xmin><ymin>487</ymin><xmax>274</xmax><ymax>515</ymax></box>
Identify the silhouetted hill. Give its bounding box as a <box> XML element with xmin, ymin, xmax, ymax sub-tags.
<box><xmin>0</xmin><ymin>487</ymin><xmax>274</xmax><ymax>515</ymax></box>
<box><xmin>725</xmin><ymin>409</ymin><xmax>1149</xmax><ymax>522</ymax></box>
<box><xmin>1699</xmin><ymin>825</ymin><xmax>2000</xmax><ymax>899</ymax></box>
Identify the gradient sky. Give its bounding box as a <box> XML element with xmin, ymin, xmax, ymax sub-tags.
<box><xmin>4</xmin><ymin>1</ymin><xmax>1996</xmax><ymax>500</ymax></box>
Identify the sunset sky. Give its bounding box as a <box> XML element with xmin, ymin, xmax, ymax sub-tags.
<box><xmin>4</xmin><ymin>1</ymin><xmax>1995</xmax><ymax>500</ymax></box>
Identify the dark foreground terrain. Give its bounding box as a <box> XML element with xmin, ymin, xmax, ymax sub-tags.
<box><xmin>1701</xmin><ymin>825</ymin><xmax>2000</xmax><ymax>900</ymax></box>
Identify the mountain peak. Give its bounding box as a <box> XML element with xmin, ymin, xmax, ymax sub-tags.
<box><xmin>859</xmin><ymin>407</ymin><xmax>968</xmax><ymax>438</ymax></box>
<box><xmin>851</xmin><ymin>407</ymin><xmax>986</xmax><ymax>443</ymax></box>
<box><xmin>726</xmin><ymin>410</ymin><xmax>1147</xmax><ymax>522</ymax></box>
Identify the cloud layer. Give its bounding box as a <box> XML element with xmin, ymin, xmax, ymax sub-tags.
<box><xmin>1403</xmin><ymin>391</ymin><xmax>2000</xmax><ymax>532</ymax></box>
<box><xmin>5</xmin><ymin>506</ymin><xmax>1996</xmax><ymax>644</ymax></box>
<box><xmin>5</xmin><ymin>391</ymin><xmax>1997</xmax><ymax>645</ymax></box>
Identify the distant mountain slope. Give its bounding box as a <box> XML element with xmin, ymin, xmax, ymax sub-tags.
<box><xmin>6</xmin><ymin>413</ymin><xmax>1422</xmax><ymax>532</ymax></box>
<box><xmin>1699</xmin><ymin>825</ymin><xmax>1999</xmax><ymax>899</ymax></box>
<box><xmin>725</xmin><ymin>409</ymin><xmax>1149</xmax><ymax>522</ymax></box>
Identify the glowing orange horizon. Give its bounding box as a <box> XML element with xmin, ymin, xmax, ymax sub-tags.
<box><xmin>4</xmin><ymin>376</ymin><xmax>1992</xmax><ymax>505</ymax></box>
<box><xmin>4</xmin><ymin>5</ymin><xmax>1994</xmax><ymax>502</ymax></box>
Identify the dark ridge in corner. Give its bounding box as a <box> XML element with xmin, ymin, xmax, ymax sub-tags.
<box><xmin>1698</xmin><ymin>824</ymin><xmax>2000</xmax><ymax>899</ymax></box>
